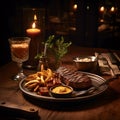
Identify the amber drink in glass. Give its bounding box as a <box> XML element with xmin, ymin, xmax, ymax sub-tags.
<box><xmin>9</xmin><ymin>37</ymin><xmax>31</xmax><ymax>81</ymax></box>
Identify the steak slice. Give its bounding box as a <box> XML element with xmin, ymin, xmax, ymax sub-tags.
<box><xmin>57</xmin><ymin>67</ymin><xmax>92</xmax><ymax>90</ymax></box>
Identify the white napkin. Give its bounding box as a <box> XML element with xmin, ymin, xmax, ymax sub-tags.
<box><xmin>95</xmin><ymin>52</ymin><xmax>120</xmax><ymax>75</ymax></box>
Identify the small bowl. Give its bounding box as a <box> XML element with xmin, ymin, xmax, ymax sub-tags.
<box><xmin>49</xmin><ymin>85</ymin><xmax>73</xmax><ymax>98</ymax></box>
<box><xmin>73</xmin><ymin>56</ymin><xmax>97</xmax><ymax>71</ymax></box>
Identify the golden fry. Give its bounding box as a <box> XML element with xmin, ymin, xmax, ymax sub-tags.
<box><xmin>26</xmin><ymin>83</ymin><xmax>38</xmax><ymax>89</ymax></box>
<box><xmin>37</xmin><ymin>71</ymin><xmax>48</xmax><ymax>77</ymax></box>
<box><xmin>40</xmin><ymin>75</ymin><xmax>45</xmax><ymax>84</ymax></box>
<box><xmin>34</xmin><ymin>85</ymin><xmax>40</xmax><ymax>92</ymax></box>
<box><xmin>45</xmin><ymin>68</ymin><xmax>53</xmax><ymax>81</ymax></box>
<box><xmin>48</xmin><ymin>68</ymin><xmax>53</xmax><ymax>76</ymax></box>
<box><xmin>24</xmin><ymin>67</ymin><xmax>56</xmax><ymax>94</ymax></box>
<box><xmin>25</xmin><ymin>74</ymin><xmax>38</xmax><ymax>81</ymax></box>
<box><xmin>24</xmin><ymin>80</ymin><xmax>40</xmax><ymax>87</ymax></box>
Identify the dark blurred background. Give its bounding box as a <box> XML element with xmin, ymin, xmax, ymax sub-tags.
<box><xmin>0</xmin><ymin>0</ymin><xmax>120</xmax><ymax>66</ymax></box>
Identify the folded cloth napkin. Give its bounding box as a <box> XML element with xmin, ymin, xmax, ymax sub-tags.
<box><xmin>95</xmin><ymin>52</ymin><xmax>120</xmax><ymax>75</ymax></box>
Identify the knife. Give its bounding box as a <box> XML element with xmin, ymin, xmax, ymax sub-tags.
<box><xmin>108</xmin><ymin>52</ymin><xmax>120</xmax><ymax>65</ymax></box>
<box><xmin>0</xmin><ymin>101</ymin><xmax>40</xmax><ymax>120</ymax></box>
<box><xmin>113</xmin><ymin>52</ymin><xmax>120</xmax><ymax>64</ymax></box>
<box><xmin>102</xmin><ymin>57</ymin><xmax>116</xmax><ymax>77</ymax></box>
<box><xmin>107</xmin><ymin>52</ymin><xmax>120</xmax><ymax>70</ymax></box>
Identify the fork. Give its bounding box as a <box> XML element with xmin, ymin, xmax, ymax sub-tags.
<box><xmin>102</xmin><ymin>57</ymin><xmax>117</xmax><ymax>78</ymax></box>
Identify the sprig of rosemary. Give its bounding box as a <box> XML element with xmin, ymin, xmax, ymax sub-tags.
<box><xmin>35</xmin><ymin>35</ymin><xmax>72</xmax><ymax>63</ymax></box>
<box><xmin>53</xmin><ymin>36</ymin><xmax>72</xmax><ymax>62</ymax></box>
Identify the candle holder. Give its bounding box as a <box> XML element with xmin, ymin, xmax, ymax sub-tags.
<box><xmin>22</xmin><ymin>8</ymin><xmax>45</xmax><ymax>69</ymax></box>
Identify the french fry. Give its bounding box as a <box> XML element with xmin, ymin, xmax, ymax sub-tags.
<box><xmin>40</xmin><ymin>75</ymin><xmax>45</xmax><ymax>84</ymax></box>
<box><xmin>45</xmin><ymin>68</ymin><xmax>53</xmax><ymax>81</ymax></box>
<box><xmin>26</xmin><ymin>82</ymin><xmax>38</xmax><ymax>89</ymax></box>
<box><xmin>25</xmin><ymin>74</ymin><xmax>38</xmax><ymax>81</ymax></box>
<box><xmin>24</xmin><ymin>80</ymin><xmax>40</xmax><ymax>87</ymax></box>
<box><xmin>34</xmin><ymin>85</ymin><xmax>40</xmax><ymax>92</ymax></box>
<box><xmin>37</xmin><ymin>71</ymin><xmax>48</xmax><ymax>77</ymax></box>
<box><xmin>24</xmin><ymin>67</ymin><xmax>57</xmax><ymax>96</ymax></box>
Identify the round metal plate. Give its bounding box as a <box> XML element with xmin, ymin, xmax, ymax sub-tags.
<box><xmin>19</xmin><ymin>71</ymin><xmax>108</xmax><ymax>102</ymax></box>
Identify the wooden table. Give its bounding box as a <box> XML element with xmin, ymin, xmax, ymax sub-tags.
<box><xmin>0</xmin><ymin>45</ymin><xmax>120</xmax><ymax>120</ymax></box>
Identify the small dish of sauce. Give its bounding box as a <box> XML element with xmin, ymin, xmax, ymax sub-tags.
<box><xmin>49</xmin><ymin>85</ymin><xmax>73</xmax><ymax>98</ymax></box>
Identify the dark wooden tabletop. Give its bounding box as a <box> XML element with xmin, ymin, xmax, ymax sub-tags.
<box><xmin>0</xmin><ymin>45</ymin><xmax>120</xmax><ymax>120</ymax></box>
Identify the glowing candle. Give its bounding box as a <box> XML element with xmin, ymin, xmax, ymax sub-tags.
<box><xmin>73</xmin><ymin>4</ymin><xmax>77</xmax><ymax>11</ymax></box>
<box><xmin>110</xmin><ymin>6</ymin><xmax>115</xmax><ymax>12</ymax></box>
<box><xmin>100</xmin><ymin>6</ymin><xmax>105</xmax><ymax>12</ymax></box>
<box><xmin>34</xmin><ymin>14</ymin><xmax>37</xmax><ymax>21</ymax></box>
<box><xmin>26</xmin><ymin>22</ymin><xmax>41</xmax><ymax>36</ymax></box>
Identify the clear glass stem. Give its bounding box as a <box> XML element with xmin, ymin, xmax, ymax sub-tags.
<box><xmin>13</xmin><ymin>62</ymin><xmax>26</xmax><ymax>81</ymax></box>
<box><xmin>17</xmin><ymin>62</ymin><xmax>23</xmax><ymax>73</ymax></box>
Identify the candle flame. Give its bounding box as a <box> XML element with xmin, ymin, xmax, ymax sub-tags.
<box><xmin>73</xmin><ymin>4</ymin><xmax>77</xmax><ymax>10</ymax></box>
<box><xmin>100</xmin><ymin>6</ymin><xmax>105</xmax><ymax>12</ymax></box>
<box><xmin>110</xmin><ymin>6</ymin><xmax>115</xmax><ymax>12</ymax></box>
<box><xmin>32</xmin><ymin>22</ymin><xmax>36</xmax><ymax>29</ymax></box>
<box><xmin>34</xmin><ymin>14</ymin><xmax>37</xmax><ymax>21</ymax></box>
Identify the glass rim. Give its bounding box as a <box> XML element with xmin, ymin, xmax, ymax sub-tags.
<box><xmin>8</xmin><ymin>37</ymin><xmax>31</xmax><ymax>41</ymax></box>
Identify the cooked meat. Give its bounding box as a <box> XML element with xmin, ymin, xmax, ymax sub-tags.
<box><xmin>57</xmin><ymin>67</ymin><xmax>92</xmax><ymax>90</ymax></box>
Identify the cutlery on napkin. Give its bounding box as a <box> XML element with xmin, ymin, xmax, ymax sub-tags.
<box><xmin>108</xmin><ymin>52</ymin><xmax>120</xmax><ymax>69</ymax></box>
<box><xmin>95</xmin><ymin>52</ymin><xmax>120</xmax><ymax>76</ymax></box>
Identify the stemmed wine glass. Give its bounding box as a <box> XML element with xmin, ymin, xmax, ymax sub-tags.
<box><xmin>9</xmin><ymin>37</ymin><xmax>31</xmax><ymax>81</ymax></box>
